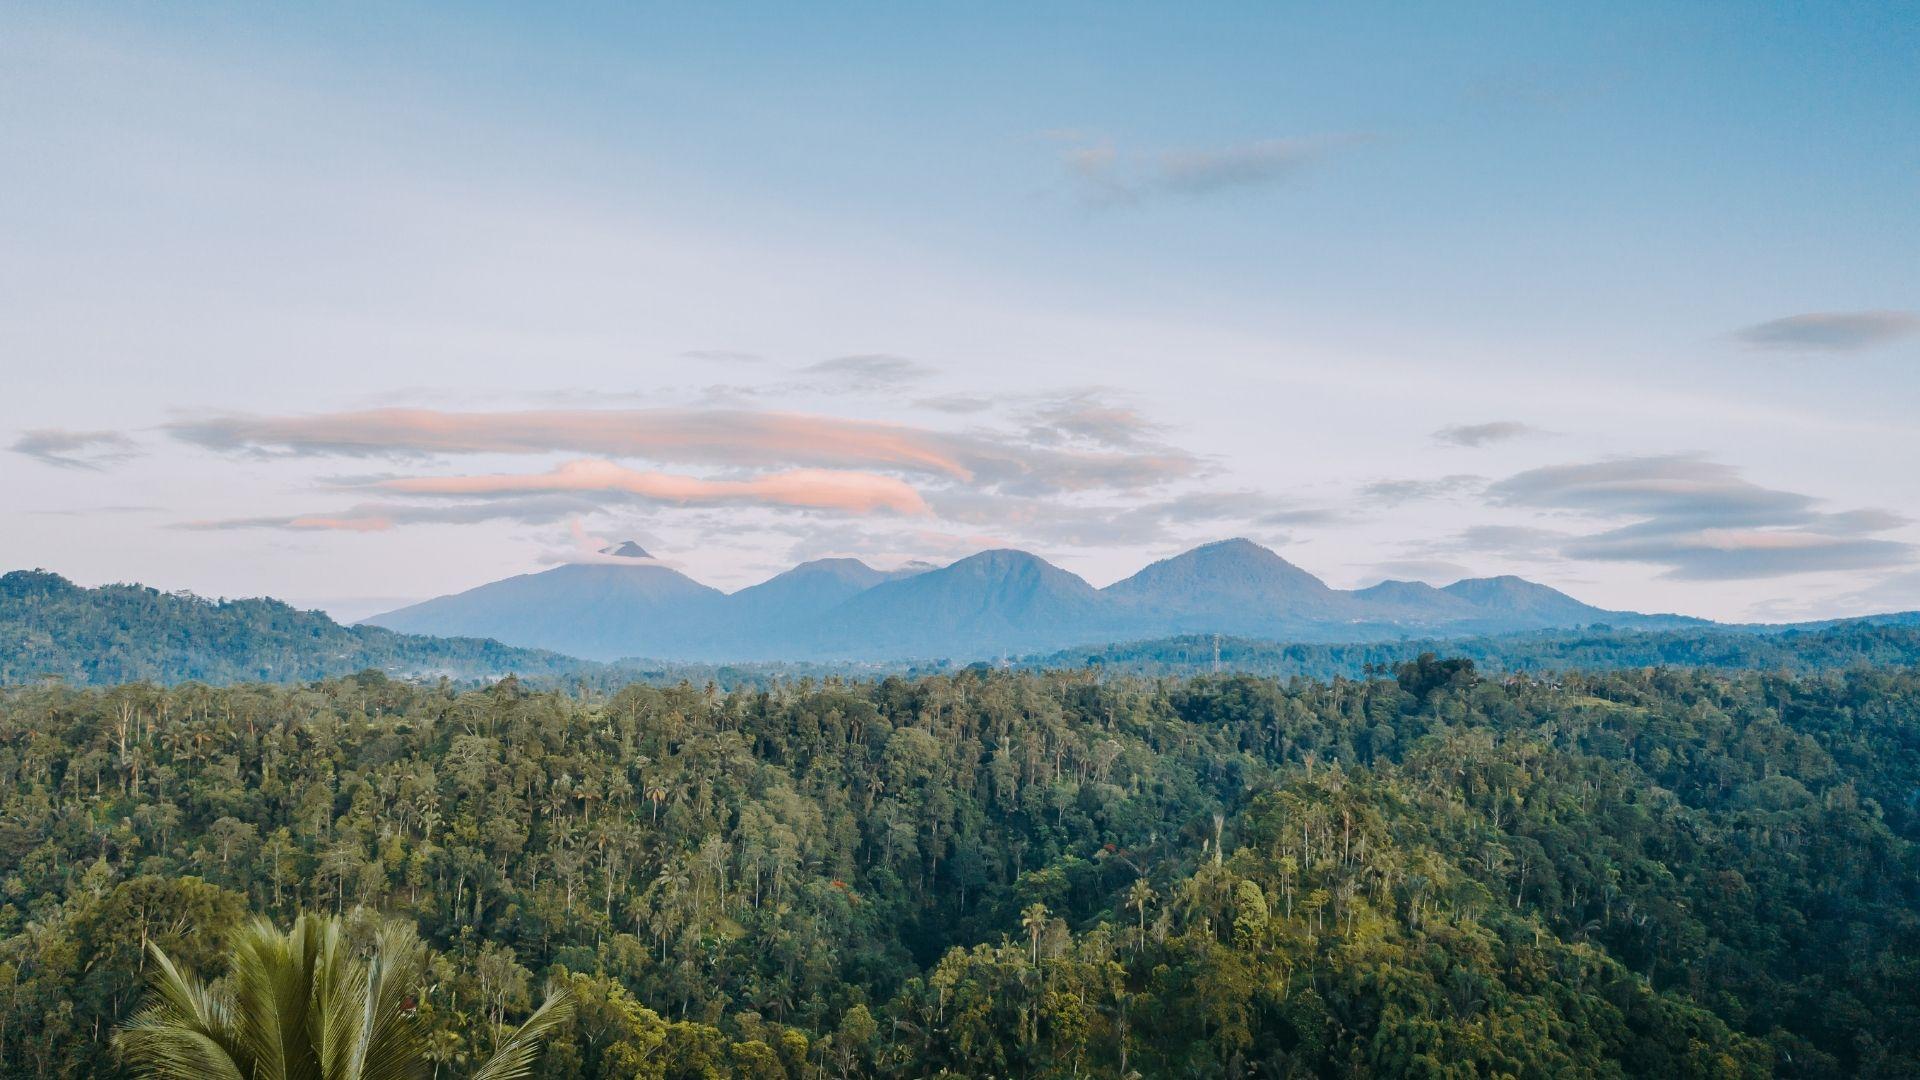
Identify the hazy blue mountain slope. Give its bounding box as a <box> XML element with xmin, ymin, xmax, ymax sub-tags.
<box><xmin>1102</xmin><ymin>538</ymin><xmax>1349</xmax><ymax>635</ymax></box>
<box><xmin>727</xmin><ymin>558</ymin><xmax>896</xmax><ymax>622</ymax></box>
<box><xmin>802</xmin><ymin>549</ymin><xmax>1104</xmax><ymax>659</ymax></box>
<box><xmin>1441</xmin><ymin>575</ymin><xmax>1706</xmax><ymax>630</ymax></box>
<box><xmin>359</xmin><ymin>538</ymin><xmax>1716</xmax><ymax>662</ymax></box>
<box><xmin>368</xmin><ymin>562</ymin><xmax>725</xmax><ymax>660</ymax></box>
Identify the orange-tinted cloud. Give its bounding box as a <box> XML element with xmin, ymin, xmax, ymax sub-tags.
<box><xmin>172</xmin><ymin>408</ymin><xmax>973</xmax><ymax>479</ymax></box>
<box><xmin>167</xmin><ymin>407</ymin><xmax>1201</xmax><ymax>494</ymax></box>
<box><xmin>286</xmin><ymin>515</ymin><xmax>392</xmax><ymax>532</ymax></box>
<box><xmin>375</xmin><ymin>459</ymin><xmax>930</xmax><ymax>515</ymax></box>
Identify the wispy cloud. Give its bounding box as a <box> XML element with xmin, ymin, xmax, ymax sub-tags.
<box><xmin>927</xmin><ymin>488</ymin><xmax>1322</xmax><ymax>548</ymax></box>
<box><xmin>11</xmin><ymin>428</ymin><xmax>142</xmax><ymax>470</ymax></box>
<box><xmin>166</xmin><ymin>407</ymin><xmax>1201</xmax><ymax>495</ymax></box>
<box><xmin>1432</xmin><ymin>420</ymin><xmax>1542</xmax><ymax>448</ymax></box>
<box><xmin>168</xmin><ymin>407</ymin><xmax>967</xmax><ymax>473</ymax></box>
<box><xmin>1158</xmin><ymin>139</ymin><xmax>1332</xmax><ymax>195</ymax></box>
<box><xmin>914</xmin><ymin>393</ymin><xmax>998</xmax><ymax>414</ymax></box>
<box><xmin>1020</xmin><ymin>392</ymin><xmax>1164</xmax><ymax>450</ymax></box>
<box><xmin>800</xmin><ymin>353</ymin><xmax>936</xmax><ymax>389</ymax></box>
<box><xmin>1488</xmin><ymin>454</ymin><xmax>1912</xmax><ymax>579</ymax></box>
<box><xmin>1059</xmin><ymin>134</ymin><xmax>1363</xmax><ymax>205</ymax></box>
<box><xmin>1733</xmin><ymin>310</ymin><xmax>1920</xmax><ymax>352</ymax></box>
<box><xmin>369</xmin><ymin>459</ymin><xmax>930</xmax><ymax>515</ymax></box>
<box><xmin>1359</xmin><ymin>474</ymin><xmax>1486</xmax><ymax>504</ymax></box>
<box><xmin>175</xmin><ymin>495</ymin><xmax>604</xmax><ymax>532</ymax></box>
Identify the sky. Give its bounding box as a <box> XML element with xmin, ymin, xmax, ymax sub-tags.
<box><xmin>3</xmin><ymin>2</ymin><xmax>1918</xmax><ymax>623</ymax></box>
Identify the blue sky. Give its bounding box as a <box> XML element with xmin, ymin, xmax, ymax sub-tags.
<box><xmin>3</xmin><ymin>2</ymin><xmax>1917</xmax><ymax>621</ymax></box>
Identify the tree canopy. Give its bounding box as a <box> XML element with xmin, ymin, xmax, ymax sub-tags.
<box><xmin>1</xmin><ymin>661</ymin><xmax>1916</xmax><ymax>1076</ymax></box>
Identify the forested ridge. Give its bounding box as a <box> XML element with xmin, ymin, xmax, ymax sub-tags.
<box><xmin>15</xmin><ymin>567</ymin><xmax>1920</xmax><ymax>695</ymax></box>
<box><xmin>2</xmin><ymin>661</ymin><xmax>1917</xmax><ymax>1077</ymax></box>
<box><xmin>1032</xmin><ymin>619</ymin><xmax>1920</xmax><ymax>680</ymax></box>
<box><xmin>0</xmin><ymin>570</ymin><xmax>583</xmax><ymax>685</ymax></box>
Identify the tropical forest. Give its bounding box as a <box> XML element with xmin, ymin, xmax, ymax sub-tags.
<box><xmin>2</xmin><ymin>658</ymin><xmax>1916</xmax><ymax>1077</ymax></box>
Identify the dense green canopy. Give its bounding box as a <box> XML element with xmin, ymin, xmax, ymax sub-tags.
<box><xmin>1</xmin><ymin>660</ymin><xmax>1916</xmax><ymax>1076</ymax></box>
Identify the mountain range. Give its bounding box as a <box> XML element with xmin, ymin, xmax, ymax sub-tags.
<box><xmin>8</xmin><ymin>557</ymin><xmax>1918</xmax><ymax>687</ymax></box>
<box><xmin>367</xmin><ymin>538</ymin><xmax>1703</xmax><ymax>661</ymax></box>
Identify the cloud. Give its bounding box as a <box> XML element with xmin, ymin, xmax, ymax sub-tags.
<box><xmin>1562</xmin><ymin>526</ymin><xmax>1908</xmax><ymax>581</ymax></box>
<box><xmin>1733</xmin><ymin>310</ymin><xmax>1920</xmax><ymax>352</ymax></box>
<box><xmin>11</xmin><ymin>429</ymin><xmax>142</xmax><ymax>469</ymax></box>
<box><xmin>369</xmin><ymin>459</ymin><xmax>931</xmax><ymax>515</ymax></box>
<box><xmin>926</xmin><ymin>488</ymin><xmax>1322</xmax><ymax>549</ymax></box>
<box><xmin>1359</xmin><ymin>474</ymin><xmax>1486</xmax><ymax>504</ymax></box>
<box><xmin>166</xmin><ymin>407</ymin><xmax>1201</xmax><ymax>495</ymax></box>
<box><xmin>680</xmin><ymin>349</ymin><xmax>764</xmax><ymax>364</ymax></box>
<box><xmin>1158</xmin><ymin>139</ymin><xmax>1331</xmax><ymax>195</ymax></box>
<box><xmin>1060</xmin><ymin>134</ymin><xmax>1362</xmax><ymax>205</ymax></box>
<box><xmin>800</xmin><ymin>354</ymin><xmax>936</xmax><ymax>388</ymax></box>
<box><xmin>914</xmin><ymin>394</ymin><xmax>999</xmax><ymax>414</ymax></box>
<box><xmin>1487</xmin><ymin>454</ymin><xmax>1912</xmax><ymax>580</ymax></box>
<box><xmin>1432</xmin><ymin>421</ymin><xmax>1542</xmax><ymax>448</ymax></box>
<box><xmin>175</xmin><ymin>494</ymin><xmax>605</xmax><ymax>532</ymax></box>
<box><xmin>168</xmin><ymin>407</ymin><xmax>967</xmax><ymax>474</ymax></box>
<box><xmin>1493</xmin><ymin>455</ymin><xmax>1807</xmax><ymax>525</ymax></box>
<box><xmin>194</xmin><ymin>460</ymin><xmax>932</xmax><ymax>535</ymax></box>
<box><xmin>1021</xmin><ymin>392</ymin><xmax>1165</xmax><ymax>450</ymax></box>
<box><xmin>1814</xmin><ymin>568</ymin><xmax>1920</xmax><ymax>617</ymax></box>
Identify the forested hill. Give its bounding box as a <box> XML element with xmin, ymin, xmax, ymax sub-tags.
<box><xmin>10</xmin><ymin>566</ymin><xmax>1920</xmax><ymax>690</ymax></box>
<box><xmin>0</xmin><ymin>570</ymin><xmax>585</xmax><ymax>684</ymax></box>
<box><xmin>3</xmin><ymin>664</ymin><xmax>1917</xmax><ymax>1076</ymax></box>
<box><xmin>1029</xmin><ymin>618</ymin><xmax>1920</xmax><ymax>679</ymax></box>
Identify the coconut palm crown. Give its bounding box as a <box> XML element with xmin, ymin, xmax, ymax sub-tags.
<box><xmin>115</xmin><ymin>911</ymin><xmax>573</xmax><ymax>1080</ymax></box>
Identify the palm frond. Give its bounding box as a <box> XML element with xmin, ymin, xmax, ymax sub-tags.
<box><xmin>311</xmin><ymin>918</ymin><xmax>367</xmax><ymax>1080</ymax></box>
<box><xmin>349</xmin><ymin>922</ymin><xmax>432</xmax><ymax>1080</ymax></box>
<box><xmin>117</xmin><ymin>911</ymin><xmax>458</xmax><ymax>1080</ymax></box>
<box><xmin>229</xmin><ymin>915</ymin><xmax>323</xmax><ymax>1080</ymax></box>
<box><xmin>116</xmin><ymin>1021</ymin><xmax>251</xmax><ymax>1080</ymax></box>
<box><xmin>114</xmin><ymin>943</ymin><xmax>248</xmax><ymax>1080</ymax></box>
<box><xmin>466</xmin><ymin>983</ymin><xmax>576</xmax><ymax>1080</ymax></box>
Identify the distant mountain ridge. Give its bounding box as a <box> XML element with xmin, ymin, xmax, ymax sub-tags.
<box><xmin>6</xmin><ymin>563</ymin><xmax>1915</xmax><ymax>689</ymax></box>
<box><xmin>368</xmin><ymin>537</ymin><xmax>1704</xmax><ymax>661</ymax></box>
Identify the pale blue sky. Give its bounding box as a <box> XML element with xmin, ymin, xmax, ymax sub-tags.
<box><xmin>3</xmin><ymin>3</ymin><xmax>1917</xmax><ymax>621</ymax></box>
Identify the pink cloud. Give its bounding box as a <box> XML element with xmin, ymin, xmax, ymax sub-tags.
<box><xmin>374</xmin><ymin>459</ymin><xmax>931</xmax><ymax>515</ymax></box>
<box><xmin>173</xmin><ymin>408</ymin><xmax>975</xmax><ymax>480</ymax></box>
<box><xmin>167</xmin><ymin>407</ymin><xmax>1201</xmax><ymax>493</ymax></box>
<box><xmin>287</xmin><ymin>515</ymin><xmax>392</xmax><ymax>532</ymax></box>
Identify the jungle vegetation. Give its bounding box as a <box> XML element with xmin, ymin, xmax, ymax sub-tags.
<box><xmin>1</xmin><ymin>660</ymin><xmax>1916</xmax><ymax>1076</ymax></box>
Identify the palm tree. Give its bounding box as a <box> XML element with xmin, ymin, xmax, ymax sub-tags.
<box><xmin>1126</xmin><ymin>879</ymin><xmax>1156</xmax><ymax>950</ymax></box>
<box><xmin>1021</xmin><ymin>902</ymin><xmax>1049</xmax><ymax>966</ymax></box>
<box><xmin>115</xmin><ymin>912</ymin><xmax>573</xmax><ymax>1080</ymax></box>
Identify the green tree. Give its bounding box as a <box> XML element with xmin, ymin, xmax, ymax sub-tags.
<box><xmin>1021</xmin><ymin>903</ymin><xmax>1049</xmax><ymax>966</ymax></box>
<box><xmin>1126</xmin><ymin>879</ymin><xmax>1155</xmax><ymax>950</ymax></box>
